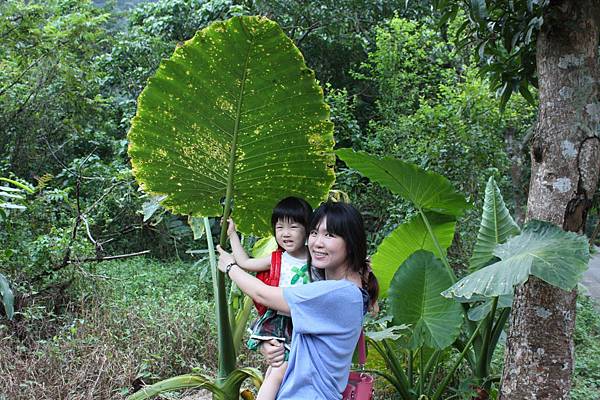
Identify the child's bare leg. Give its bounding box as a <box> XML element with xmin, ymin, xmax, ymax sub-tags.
<box><xmin>257</xmin><ymin>362</ymin><xmax>288</xmax><ymax>400</ymax></box>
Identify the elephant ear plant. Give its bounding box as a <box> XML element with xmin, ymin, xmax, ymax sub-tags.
<box><xmin>127</xmin><ymin>16</ymin><xmax>335</xmax><ymax>399</ymax></box>
<box><xmin>336</xmin><ymin>151</ymin><xmax>590</xmax><ymax>399</ymax></box>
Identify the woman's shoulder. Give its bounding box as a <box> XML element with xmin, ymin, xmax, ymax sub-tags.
<box><xmin>309</xmin><ymin>280</ymin><xmax>363</xmax><ymax>299</ymax></box>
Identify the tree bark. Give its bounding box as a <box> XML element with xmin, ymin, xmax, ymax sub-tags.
<box><xmin>500</xmin><ymin>1</ymin><xmax>600</xmax><ymax>399</ymax></box>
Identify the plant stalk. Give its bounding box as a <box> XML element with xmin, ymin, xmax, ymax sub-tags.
<box><xmin>418</xmin><ymin>209</ymin><xmax>456</xmax><ymax>281</ymax></box>
<box><xmin>205</xmin><ymin>217</ymin><xmax>236</xmax><ymax>379</ymax></box>
<box><xmin>475</xmin><ymin>297</ymin><xmax>499</xmax><ymax>380</ymax></box>
<box><xmin>431</xmin><ymin>319</ymin><xmax>484</xmax><ymax>400</ymax></box>
<box><xmin>213</xmin><ymin>55</ymin><xmax>249</xmax><ymax>379</ymax></box>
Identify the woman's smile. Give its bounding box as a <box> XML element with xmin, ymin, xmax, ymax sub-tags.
<box><xmin>308</xmin><ymin>216</ymin><xmax>347</xmax><ymax>270</ymax></box>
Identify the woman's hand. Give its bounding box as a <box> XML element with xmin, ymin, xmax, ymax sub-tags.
<box><xmin>260</xmin><ymin>339</ymin><xmax>285</xmax><ymax>367</ymax></box>
<box><xmin>216</xmin><ymin>245</ymin><xmax>235</xmax><ymax>273</ymax></box>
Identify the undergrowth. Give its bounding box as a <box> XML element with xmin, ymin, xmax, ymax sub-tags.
<box><xmin>1</xmin><ymin>258</ymin><xmax>598</xmax><ymax>400</ymax></box>
<box><xmin>0</xmin><ymin>258</ymin><xmax>217</xmax><ymax>400</ymax></box>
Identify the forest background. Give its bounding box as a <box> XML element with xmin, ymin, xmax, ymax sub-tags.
<box><xmin>0</xmin><ymin>0</ymin><xmax>598</xmax><ymax>399</ymax></box>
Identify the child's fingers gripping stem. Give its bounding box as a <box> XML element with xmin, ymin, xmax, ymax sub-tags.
<box><xmin>260</xmin><ymin>339</ymin><xmax>285</xmax><ymax>368</ymax></box>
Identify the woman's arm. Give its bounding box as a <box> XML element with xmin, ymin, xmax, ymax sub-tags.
<box><xmin>227</xmin><ymin>218</ymin><xmax>271</xmax><ymax>272</ymax></box>
<box><xmin>217</xmin><ymin>245</ymin><xmax>290</xmax><ymax>314</ymax></box>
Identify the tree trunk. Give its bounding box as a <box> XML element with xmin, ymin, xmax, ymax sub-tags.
<box><xmin>500</xmin><ymin>1</ymin><xmax>600</xmax><ymax>399</ymax></box>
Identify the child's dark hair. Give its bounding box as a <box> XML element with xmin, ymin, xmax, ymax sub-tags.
<box><xmin>308</xmin><ymin>201</ymin><xmax>379</xmax><ymax>308</ymax></box>
<box><xmin>271</xmin><ymin>196</ymin><xmax>313</xmax><ymax>234</ymax></box>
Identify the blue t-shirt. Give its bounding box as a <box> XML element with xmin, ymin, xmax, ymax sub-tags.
<box><xmin>277</xmin><ymin>280</ymin><xmax>364</xmax><ymax>400</ymax></box>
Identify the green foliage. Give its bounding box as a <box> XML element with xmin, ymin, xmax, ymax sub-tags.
<box><xmin>128</xmin><ymin>368</ymin><xmax>262</xmax><ymax>400</ymax></box>
<box><xmin>0</xmin><ymin>0</ymin><xmax>114</xmax><ymax>176</ymax></box>
<box><xmin>435</xmin><ymin>0</ymin><xmax>545</xmax><ymax>109</ymax></box>
<box><xmin>128</xmin><ymin>0</ymin><xmax>241</xmax><ymax>42</ymax></box>
<box><xmin>337</xmin><ymin>149</ymin><xmax>468</xmax><ymax>217</ymax></box>
<box><xmin>354</xmin><ymin>17</ymin><xmax>456</xmax><ymax>118</ymax></box>
<box><xmin>444</xmin><ymin>221</ymin><xmax>590</xmax><ymax>299</ymax></box>
<box><xmin>343</xmin><ymin>16</ymin><xmax>536</xmax><ymax>263</ymax></box>
<box><xmin>337</xmin><ymin>149</ymin><xmax>467</xmax><ymax>295</ymax></box>
<box><xmin>0</xmin><ymin>258</ymin><xmax>221</xmax><ymax>399</ymax></box>
<box><xmin>250</xmin><ymin>0</ymin><xmax>413</xmax><ymax>89</ymax></box>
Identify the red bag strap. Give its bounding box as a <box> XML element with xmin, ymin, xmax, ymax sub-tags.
<box><xmin>358</xmin><ymin>330</ymin><xmax>367</xmax><ymax>368</ymax></box>
<box><xmin>269</xmin><ymin>249</ymin><xmax>282</xmax><ymax>286</ymax></box>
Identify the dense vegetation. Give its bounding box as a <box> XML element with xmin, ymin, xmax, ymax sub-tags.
<box><xmin>1</xmin><ymin>1</ymin><xmax>598</xmax><ymax>399</ymax></box>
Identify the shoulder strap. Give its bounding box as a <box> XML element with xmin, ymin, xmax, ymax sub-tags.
<box><xmin>269</xmin><ymin>249</ymin><xmax>282</xmax><ymax>286</ymax></box>
<box><xmin>358</xmin><ymin>330</ymin><xmax>367</xmax><ymax>368</ymax></box>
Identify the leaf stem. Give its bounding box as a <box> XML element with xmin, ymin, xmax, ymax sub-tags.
<box><xmin>419</xmin><ymin>208</ymin><xmax>456</xmax><ymax>281</ymax></box>
<box><xmin>431</xmin><ymin>319</ymin><xmax>484</xmax><ymax>400</ymax></box>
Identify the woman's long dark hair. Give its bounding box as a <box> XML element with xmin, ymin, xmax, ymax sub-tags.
<box><xmin>308</xmin><ymin>201</ymin><xmax>379</xmax><ymax>309</ymax></box>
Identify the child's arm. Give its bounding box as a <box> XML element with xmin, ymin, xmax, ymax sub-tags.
<box><xmin>217</xmin><ymin>246</ymin><xmax>289</xmax><ymax>314</ymax></box>
<box><xmin>227</xmin><ymin>218</ymin><xmax>271</xmax><ymax>272</ymax></box>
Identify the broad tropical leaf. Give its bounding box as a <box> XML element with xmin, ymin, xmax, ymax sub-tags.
<box><xmin>365</xmin><ymin>325</ymin><xmax>410</xmax><ymax>342</ymax></box>
<box><xmin>469</xmin><ymin>177</ymin><xmax>520</xmax><ymax>272</ymax></box>
<box><xmin>128</xmin><ymin>16</ymin><xmax>335</xmax><ymax>236</ymax></box>
<box><xmin>372</xmin><ymin>212</ymin><xmax>456</xmax><ymax>297</ymax></box>
<box><xmin>443</xmin><ymin>220</ymin><xmax>590</xmax><ymax>299</ymax></box>
<box><xmin>252</xmin><ymin>236</ymin><xmax>277</xmax><ymax>258</ymax></box>
<box><xmin>389</xmin><ymin>250</ymin><xmax>463</xmax><ymax>350</ymax></box>
<box><xmin>127</xmin><ymin>368</ymin><xmax>262</xmax><ymax>400</ymax></box>
<box><xmin>336</xmin><ymin>149</ymin><xmax>467</xmax><ymax>216</ymax></box>
<box><xmin>0</xmin><ymin>273</ymin><xmax>14</xmax><ymax>320</ymax></box>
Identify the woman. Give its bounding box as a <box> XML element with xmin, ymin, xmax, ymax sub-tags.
<box><xmin>217</xmin><ymin>201</ymin><xmax>379</xmax><ymax>399</ymax></box>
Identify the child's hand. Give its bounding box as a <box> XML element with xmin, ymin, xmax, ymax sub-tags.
<box><xmin>226</xmin><ymin>218</ymin><xmax>237</xmax><ymax>237</ymax></box>
<box><xmin>260</xmin><ymin>339</ymin><xmax>285</xmax><ymax>368</ymax></box>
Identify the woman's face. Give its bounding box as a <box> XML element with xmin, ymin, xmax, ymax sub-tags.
<box><xmin>308</xmin><ymin>216</ymin><xmax>348</xmax><ymax>270</ymax></box>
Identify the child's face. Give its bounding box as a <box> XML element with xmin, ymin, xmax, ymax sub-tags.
<box><xmin>274</xmin><ymin>218</ymin><xmax>306</xmax><ymax>255</ymax></box>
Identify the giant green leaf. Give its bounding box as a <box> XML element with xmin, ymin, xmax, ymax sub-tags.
<box><xmin>443</xmin><ymin>220</ymin><xmax>590</xmax><ymax>299</ymax></box>
<box><xmin>389</xmin><ymin>250</ymin><xmax>463</xmax><ymax>350</ymax></box>
<box><xmin>372</xmin><ymin>212</ymin><xmax>456</xmax><ymax>297</ymax></box>
<box><xmin>336</xmin><ymin>149</ymin><xmax>467</xmax><ymax>216</ymax></box>
<box><xmin>128</xmin><ymin>16</ymin><xmax>335</xmax><ymax>236</ymax></box>
<box><xmin>469</xmin><ymin>176</ymin><xmax>520</xmax><ymax>272</ymax></box>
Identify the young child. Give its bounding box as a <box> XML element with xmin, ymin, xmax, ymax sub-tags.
<box><xmin>226</xmin><ymin>196</ymin><xmax>312</xmax><ymax>400</ymax></box>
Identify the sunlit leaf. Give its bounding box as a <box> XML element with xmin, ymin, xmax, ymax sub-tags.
<box><xmin>142</xmin><ymin>195</ymin><xmax>167</xmax><ymax>222</ymax></box>
<box><xmin>251</xmin><ymin>236</ymin><xmax>278</xmax><ymax>258</ymax></box>
<box><xmin>365</xmin><ymin>325</ymin><xmax>410</xmax><ymax>342</ymax></box>
<box><xmin>188</xmin><ymin>216</ymin><xmax>206</xmax><ymax>240</ymax></box>
<box><xmin>128</xmin><ymin>16</ymin><xmax>335</xmax><ymax>236</ymax></box>
<box><xmin>336</xmin><ymin>149</ymin><xmax>467</xmax><ymax>216</ymax></box>
<box><xmin>372</xmin><ymin>213</ymin><xmax>456</xmax><ymax>297</ymax></box>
